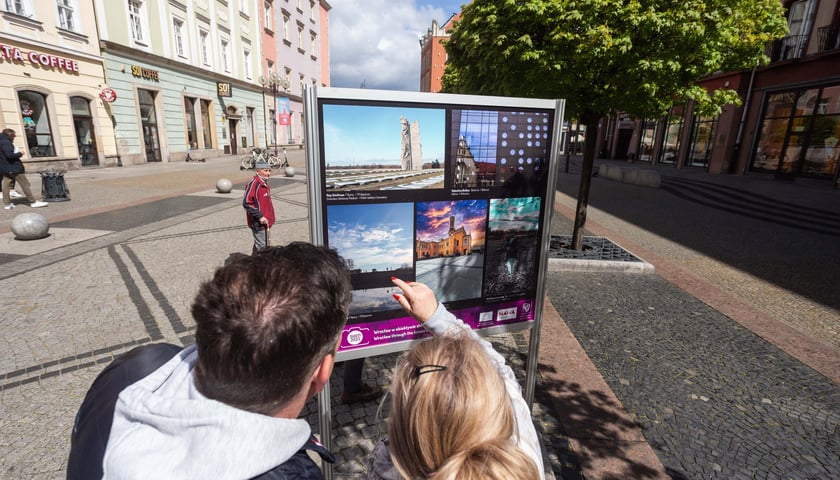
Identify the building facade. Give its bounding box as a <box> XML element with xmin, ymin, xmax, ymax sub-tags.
<box><xmin>95</xmin><ymin>0</ymin><xmax>267</xmax><ymax>165</ymax></box>
<box><xmin>416</xmin><ymin>216</ymin><xmax>472</xmax><ymax>258</ymax></box>
<box><xmin>273</xmin><ymin>0</ymin><xmax>330</xmax><ymax>146</ymax></box>
<box><xmin>419</xmin><ymin>13</ymin><xmax>458</xmax><ymax>93</ymax></box>
<box><xmin>0</xmin><ymin>0</ymin><xmax>117</xmax><ymax>170</ymax></box>
<box><xmin>597</xmin><ymin>0</ymin><xmax>840</xmax><ymax>185</ymax></box>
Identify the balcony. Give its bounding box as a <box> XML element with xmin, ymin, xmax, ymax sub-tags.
<box><xmin>818</xmin><ymin>24</ymin><xmax>840</xmax><ymax>52</ymax></box>
<box><xmin>768</xmin><ymin>34</ymin><xmax>808</xmax><ymax>62</ymax></box>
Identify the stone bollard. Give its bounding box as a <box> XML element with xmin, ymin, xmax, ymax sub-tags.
<box><xmin>284</xmin><ymin>166</ymin><xmax>295</xmax><ymax>177</ymax></box>
<box><xmin>216</xmin><ymin>178</ymin><xmax>233</xmax><ymax>193</ymax></box>
<box><xmin>11</xmin><ymin>212</ymin><xmax>50</xmax><ymax>240</ymax></box>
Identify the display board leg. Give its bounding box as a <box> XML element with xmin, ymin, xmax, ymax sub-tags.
<box><xmin>318</xmin><ymin>383</ymin><xmax>333</xmax><ymax>480</ymax></box>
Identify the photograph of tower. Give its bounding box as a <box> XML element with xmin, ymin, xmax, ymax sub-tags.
<box><xmin>321</xmin><ymin>104</ymin><xmax>446</xmax><ymax>190</ymax></box>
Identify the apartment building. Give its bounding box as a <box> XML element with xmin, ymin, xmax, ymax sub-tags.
<box><xmin>599</xmin><ymin>0</ymin><xmax>840</xmax><ymax>185</ymax></box>
<box><xmin>272</xmin><ymin>0</ymin><xmax>329</xmax><ymax>145</ymax></box>
<box><xmin>0</xmin><ymin>0</ymin><xmax>117</xmax><ymax>169</ymax></box>
<box><xmin>94</xmin><ymin>0</ymin><xmax>268</xmax><ymax>165</ymax></box>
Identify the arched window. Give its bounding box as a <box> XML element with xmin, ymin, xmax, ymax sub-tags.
<box><xmin>18</xmin><ymin>90</ymin><xmax>55</xmax><ymax>157</ymax></box>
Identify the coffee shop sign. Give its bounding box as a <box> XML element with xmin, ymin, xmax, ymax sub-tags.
<box><xmin>0</xmin><ymin>44</ymin><xmax>80</xmax><ymax>73</ymax></box>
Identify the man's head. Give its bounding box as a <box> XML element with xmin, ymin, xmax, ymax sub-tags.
<box><xmin>191</xmin><ymin>242</ymin><xmax>352</xmax><ymax>415</ymax></box>
<box><xmin>255</xmin><ymin>161</ymin><xmax>271</xmax><ymax>180</ymax></box>
<box><xmin>2</xmin><ymin>128</ymin><xmax>15</xmax><ymax>139</ymax></box>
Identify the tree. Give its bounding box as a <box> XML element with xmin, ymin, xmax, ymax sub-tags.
<box><xmin>442</xmin><ymin>0</ymin><xmax>787</xmax><ymax>249</ymax></box>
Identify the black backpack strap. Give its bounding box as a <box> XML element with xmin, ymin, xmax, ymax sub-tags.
<box><xmin>66</xmin><ymin>343</ymin><xmax>182</xmax><ymax>480</ymax></box>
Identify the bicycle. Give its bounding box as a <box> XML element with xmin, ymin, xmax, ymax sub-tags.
<box><xmin>240</xmin><ymin>148</ymin><xmax>266</xmax><ymax>170</ymax></box>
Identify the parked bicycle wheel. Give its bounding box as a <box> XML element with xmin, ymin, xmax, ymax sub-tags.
<box><xmin>267</xmin><ymin>154</ymin><xmax>281</xmax><ymax>169</ymax></box>
<box><xmin>240</xmin><ymin>155</ymin><xmax>255</xmax><ymax>170</ymax></box>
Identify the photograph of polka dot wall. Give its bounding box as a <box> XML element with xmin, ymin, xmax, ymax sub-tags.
<box><xmin>450</xmin><ymin>109</ymin><xmax>553</xmax><ymax>194</ymax></box>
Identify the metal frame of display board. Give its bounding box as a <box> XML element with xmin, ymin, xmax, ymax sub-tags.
<box><xmin>304</xmin><ymin>86</ymin><xmax>565</xmax><ymax>479</ymax></box>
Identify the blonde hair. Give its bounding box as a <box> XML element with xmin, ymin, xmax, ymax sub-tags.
<box><xmin>387</xmin><ymin>333</ymin><xmax>539</xmax><ymax>480</ymax></box>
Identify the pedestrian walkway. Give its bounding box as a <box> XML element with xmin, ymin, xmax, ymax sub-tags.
<box><xmin>548</xmin><ymin>157</ymin><xmax>840</xmax><ymax>479</ymax></box>
<box><xmin>1</xmin><ymin>154</ymin><xmax>837</xmax><ymax>479</ymax></box>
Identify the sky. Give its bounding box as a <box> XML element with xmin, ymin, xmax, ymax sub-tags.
<box><xmin>328</xmin><ymin>1</ymin><xmax>466</xmax><ymax>92</ymax></box>
<box><xmin>416</xmin><ymin>200</ymin><xmax>487</xmax><ymax>246</ymax></box>
<box><xmin>327</xmin><ymin>203</ymin><xmax>415</xmax><ymax>272</ymax></box>
<box><xmin>322</xmin><ymin>104</ymin><xmax>446</xmax><ymax>165</ymax></box>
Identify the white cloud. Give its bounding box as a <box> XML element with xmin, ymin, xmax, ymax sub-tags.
<box><xmin>328</xmin><ymin>0</ymin><xmax>454</xmax><ymax>91</ymax></box>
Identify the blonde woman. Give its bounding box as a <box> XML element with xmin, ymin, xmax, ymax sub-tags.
<box><xmin>368</xmin><ymin>278</ymin><xmax>544</xmax><ymax>480</ymax></box>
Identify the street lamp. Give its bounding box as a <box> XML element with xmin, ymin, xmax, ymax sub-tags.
<box><xmin>258</xmin><ymin>71</ymin><xmax>284</xmax><ymax>156</ymax></box>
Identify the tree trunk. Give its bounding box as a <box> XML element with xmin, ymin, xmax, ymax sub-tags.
<box><xmin>571</xmin><ymin>115</ymin><xmax>601</xmax><ymax>250</ymax></box>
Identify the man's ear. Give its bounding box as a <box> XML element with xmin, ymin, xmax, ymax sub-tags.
<box><xmin>306</xmin><ymin>353</ymin><xmax>336</xmax><ymax>398</ymax></box>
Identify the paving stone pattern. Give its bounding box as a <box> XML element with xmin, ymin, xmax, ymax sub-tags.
<box><xmin>547</xmin><ymin>271</ymin><xmax>840</xmax><ymax>479</ymax></box>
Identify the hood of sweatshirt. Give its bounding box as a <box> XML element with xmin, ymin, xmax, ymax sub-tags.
<box><xmin>102</xmin><ymin>345</ymin><xmax>313</xmax><ymax>480</ymax></box>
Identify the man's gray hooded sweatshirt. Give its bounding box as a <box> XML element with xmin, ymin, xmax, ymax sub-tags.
<box><xmin>102</xmin><ymin>345</ymin><xmax>314</xmax><ymax>479</ymax></box>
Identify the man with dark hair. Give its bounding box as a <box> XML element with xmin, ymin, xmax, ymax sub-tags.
<box><xmin>0</xmin><ymin>128</ymin><xmax>47</xmax><ymax>209</ymax></box>
<box><xmin>67</xmin><ymin>242</ymin><xmax>352</xmax><ymax>479</ymax></box>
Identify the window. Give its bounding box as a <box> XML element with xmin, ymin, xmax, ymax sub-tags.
<box><xmin>282</xmin><ymin>14</ymin><xmax>289</xmax><ymax>41</ymax></box>
<box><xmin>243</xmin><ymin>49</ymin><xmax>252</xmax><ymax>79</ymax></box>
<box><xmin>239</xmin><ymin>0</ymin><xmax>248</xmax><ymax>16</ymax></box>
<box><xmin>687</xmin><ymin>115</ymin><xmax>717</xmax><ymax>168</ymax></box>
<box><xmin>184</xmin><ymin>97</ymin><xmax>197</xmax><ymax>148</ymax></box>
<box><xmin>199</xmin><ymin>30</ymin><xmax>210</xmax><ymax>65</ymax></box>
<box><xmin>299</xmin><ymin>74</ymin><xmax>304</xmax><ymax>95</ymax></box>
<box><xmin>4</xmin><ymin>0</ymin><xmax>28</xmax><ymax>16</ymax></box>
<box><xmin>659</xmin><ymin>106</ymin><xmax>684</xmax><ymax>164</ymax></box>
<box><xmin>310</xmin><ymin>32</ymin><xmax>317</xmax><ymax>58</ymax></box>
<box><xmin>221</xmin><ymin>38</ymin><xmax>230</xmax><ymax>72</ymax></box>
<box><xmin>263</xmin><ymin>1</ymin><xmax>272</xmax><ymax>30</ymax></box>
<box><xmin>18</xmin><ymin>90</ymin><xmax>55</xmax><ymax>157</ymax></box>
<box><xmin>309</xmin><ymin>0</ymin><xmax>315</xmax><ymax>21</ymax></box>
<box><xmin>57</xmin><ymin>0</ymin><xmax>76</xmax><ymax>31</ymax></box>
<box><xmin>200</xmin><ymin>99</ymin><xmax>213</xmax><ymax>149</ymax></box>
<box><xmin>173</xmin><ymin>18</ymin><xmax>185</xmax><ymax>57</ymax></box>
<box><xmin>297</xmin><ymin>25</ymin><xmax>303</xmax><ymax>50</ymax></box>
<box><xmin>128</xmin><ymin>0</ymin><xmax>146</xmax><ymax>44</ymax></box>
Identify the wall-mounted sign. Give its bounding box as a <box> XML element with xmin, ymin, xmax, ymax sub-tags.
<box><xmin>0</xmin><ymin>43</ymin><xmax>80</xmax><ymax>73</ymax></box>
<box><xmin>217</xmin><ymin>82</ymin><xmax>232</xmax><ymax>97</ymax></box>
<box><xmin>99</xmin><ymin>87</ymin><xmax>117</xmax><ymax>103</ymax></box>
<box><xmin>131</xmin><ymin>65</ymin><xmax>159</xmax><ymax>81</ymax></box>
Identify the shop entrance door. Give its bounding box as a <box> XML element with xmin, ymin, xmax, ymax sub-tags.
<box><xmin>228</xmin><ymin>118</ymin><xmax>239</xmax><ymax>155</ymax></box>
<box><xmin>71</xmin><ymin>96</ymin><xmax>98</xmax><ymax>166</ymax></box>
<box><xmin>139</xmin><ymin>89</ymin><xmax>161</xmax><ymax>162</ymax></box>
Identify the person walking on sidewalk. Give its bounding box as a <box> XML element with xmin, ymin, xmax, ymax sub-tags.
<box><xmin>1</xmin><ymin>128</ymin><xmax>47</xmax><ymax>210</ymax></box>
<box><xmin>243</xmin><ymin>160</ymin><xmax>274</xmax><ymax>254</ymax></box>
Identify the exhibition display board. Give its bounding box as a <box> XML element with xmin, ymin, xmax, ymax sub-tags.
<box><xmin>305</xmin><ymin>86</ymin><xmax>564</xmax><ymax>479</ymax></box>
<box><xmin>306</xmin><ymin>87</ymin><xmax>564</xmax><ymax>359</ymax></box>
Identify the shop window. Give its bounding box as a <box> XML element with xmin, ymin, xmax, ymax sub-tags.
<box><xmin>18</xmin><ymin>90</ymin><xmax>55</xmax><ymax>157</ymax></box>
<box><xmin>200</xmin><ymin>99</ymin><xmax>213</xmax><ymax>149</ymax></box>
<box><xmin>687</xmin><ymin>115</ymin><xmax>717</xmax><ymax>167</ymax></box>
<box><xmin>638</xmin><ymin>119</ymin><xmax>657</xmax><ymax>162</ymax></box>
<box><xmin>659</xmin><ymin>107</ymin><xmax>684</xmax><ymax>164</ymax></box>
<box><xmin>184</xmin><ymin>97</ymin><xmax>197</xmax><ymax>148</ymax></box>
<box><xmin>750</xmin><ymin>87</ymin><xmax>839</xmax><ymax>178</ymax></box>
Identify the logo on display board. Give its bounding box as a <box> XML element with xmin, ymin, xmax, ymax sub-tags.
<box><xmin>497</xmin><ymin>307</ymin><xmax>518</xmax><ymax>322</ymax></box>
<box><xmin>344</xmin><ymin>327</ymin><xmax>369</xmax><ymax>346</ymax></box>
<box><xmin>479</xmin><ymin>311</ymin><xmax>494</xmax><ymax>324</ymax></box>
<box><xmin>99</xmin><ymin>88</ymin><xmax>117</xmax><ymax>103</ymax></box>
<box><xmin>523</xmin><ymin>302</ymin><xmax>532</xmax><ymax>313</ymax></box>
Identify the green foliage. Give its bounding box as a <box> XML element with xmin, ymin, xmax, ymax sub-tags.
<box><xmin>442</xmin><ymin>0</ymin><xmax>787</xmax><ymax>120</ymax></box>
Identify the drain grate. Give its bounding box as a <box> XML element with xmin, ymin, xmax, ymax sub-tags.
<box><xmin>548</xmin><ymin>235</ymin><xmax>643</xmax><ymax>262</ymax></box>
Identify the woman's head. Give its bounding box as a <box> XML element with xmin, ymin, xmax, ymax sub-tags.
<box><xmin>387</xmin><ymin>334</ymin><xmax>539</xmax><ymax>480</ymax></box>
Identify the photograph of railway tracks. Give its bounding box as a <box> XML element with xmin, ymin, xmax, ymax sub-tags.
<box><xmin>321</xmin><ymin>103</ymin><xmax>446</xmax><ymax>190</ymax></box>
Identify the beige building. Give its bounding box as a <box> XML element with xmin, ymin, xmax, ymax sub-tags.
<box><xmin>0</xmin><ymin>1</ymin><xmax>116</xmax><ymax>170</ymax></box>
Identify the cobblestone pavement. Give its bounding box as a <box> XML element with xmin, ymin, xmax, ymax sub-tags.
<box><xmin>550</xmin><ymin>158</ymin><xmax>840</xmax><ymax>479</ymax></box>
<box><xmin>0</xmin><ymin>155</ymin><xmax>577</xmax><ymax>479</ymax></box>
